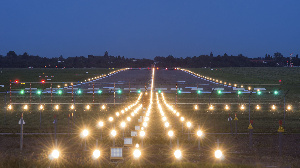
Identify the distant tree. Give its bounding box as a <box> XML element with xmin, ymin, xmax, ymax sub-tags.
<box><xmin>104</xmin><ymin>51</ymin><xmax>108</xmax><ymax>57</ymax></box>
<box><xmin>6</xmin><ymin>51</ymin><xmax>17</xmax><ymax>58</ymax></box>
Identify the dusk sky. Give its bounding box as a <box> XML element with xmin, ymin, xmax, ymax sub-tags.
<box><xmin>0</xmin><ymin>1</ymin><xmax>299</xmax><ymax>59</ymax></box>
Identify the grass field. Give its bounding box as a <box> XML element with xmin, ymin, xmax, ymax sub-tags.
<box><xmin>189</xmin><ymin>67</ymin><xmax>300</xmax><ymax>99</ymax></box>
<box><xmin>0</xmin><ymin>68</ymin><xmax>115</xmax><ymax>91</ymax></box>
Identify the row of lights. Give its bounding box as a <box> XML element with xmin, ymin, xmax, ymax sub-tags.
<box><xmin>113</xmin><ymin>93</ymin><xmax>143</xmax><ymax>119</ymax></box>
<box><xmin>161</xmin><ymin>93</ymin><xmax>192</xmax><ymax>130</ymax></box>
<box><xmin>7</xmin><ymin>104</ymin><xmax>107</xmax><ymax>111</ymax></box>
<box><xmin>199</xmin><ymin>104</ymin><xmax>292</xmax><ymax>111</ymax></box>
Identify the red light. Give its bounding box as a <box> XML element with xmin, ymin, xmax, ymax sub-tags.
<box><xmin>15</xmin><ymin>80</ymin><xmax>19</xmax><ymax>83</ymax></box>
<box><xmin>41</xmin><ymin>80</ymin><xmax>45</xmax><ymax>83</ymax></box>
<box><xmin>279</xmin><ymin>80</ymin><xmax>281</xmax><ymax>83</ymax></box>
<box><xmin>166</xmin><ymin>68</ymin><xmax>168</xmax><ymax>70</ymax></box>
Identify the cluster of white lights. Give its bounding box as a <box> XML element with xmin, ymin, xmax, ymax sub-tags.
<box><xmin>108</xmin><ymin>104</ymin><xmax>143</xmax><ymax>127</ymax></box>
<box><xmin>156</xmin><ymin>93</ymin><xmax>178</xmax><ymax>141</ymax></box>
<box><xmin>97</xmin><ymin>92</ymin><xmax>143</xmax><ymax>130</ymax></box>
<box><xmin>160</xmin><ymin>93</ymin><xmax>193</xmax><ymax>129</ymax></box>
<box><xmin>114</xmin><ymin>92</ymin><xmax>143</xmax><ymax>118</ymax></box>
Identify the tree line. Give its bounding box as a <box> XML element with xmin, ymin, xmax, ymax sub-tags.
<box><xmin>0</xmin><ymin>51</ymin><xmax>299</xmax><ymax>68</ymax></box>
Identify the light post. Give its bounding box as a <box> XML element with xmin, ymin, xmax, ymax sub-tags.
<box><xmin>54</xmin><ymin>105</ymin><xmax>59</xmax><ymax>146</ymax></box>
<box><xmin>283</xmin><ymin>90</ymin><xmax>289</xmax><ymax>127</ymax></box>
<box><xmin>140</xmin><ymin>130</ymin><xmax>145</xmax><ymax>147</ymax></box>
<box><xmin>111</xmin><ymin>129</ymin><xmax>117</xmax><ymax>147</ymax></box>
<box><xmin>109</xmin><ymin>117</ymin><xmax>113</xmax><ymax>127</ymax></box>
<box><xmin>187</xmin><ymin>122</ymin><xmax>191</xmax><ymax>140</ymax></box>
<box><xmin>248</xmin><ymin>90</ymin><xmax>253</xmax><ymax>123</ymax></box>
<box><xmin>39</xmin><ymin>105</ymin><xmax>44</xmax><ymax>129</ymax></box>
<box><xmin>180</xmin><ymin>117</ymin><xmax>184</xmax><ymax>134</ymax></box>
<box><xmin>196</xmin><ymin>127</ymin><xmax>203</xmax><ymax>150</ymax></box>
<box><xmin>174</xmin><ymin>149</ymin><xmax>182</xmax><ymax>160</ymax></box>
<box><xmin>168</xmin><ymin>130</ymin><xmax>174</xmax><ymax>147</ymax></box>
<box><xmin>98</xmin><ymin>121</ymin><xmax>104</xmax><ymax>140</ymax></box>
<box><xmin>121</xmin><ymin>121</ymin><xmax>126</xmax><ymax>138</ymax></box>
<box><xmin>81</xmin><ymin>129</ymin><xmax>89</xmax><ymax>151</ymax></box>
<box><xmin>20</xmin><ymin>105</ymin><xmax>28</xmax><ymax>151</ymax></box>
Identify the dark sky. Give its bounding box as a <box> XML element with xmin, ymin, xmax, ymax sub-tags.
<box><xmin>0</xmin><ymin>1</ymin><xmax>299</xmax><ymax>59</ymax></box>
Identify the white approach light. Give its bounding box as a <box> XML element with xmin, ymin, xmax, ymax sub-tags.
<box><xmin>133</xmin><ymin>149</ymin><xmax>141</xmax><ymax>159</ymax></box>
<box><xmin>215</xmin><ymin>150</ymin><xmax>223</xmax><ymax>159</ymax></box>
<box><xmin>51</xmin><ymin>149</ymin><xmax>60</xmax><ymax>159</ymax></box>
<box><xmin>174</xmin><ymin>150</ymin><xmax>182</xmax><ymax>159</ymax></box>
<box><xmin>92</xmin><ymin>149</ymin><xmax>100</xmax><ymax>159</ymax></box>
